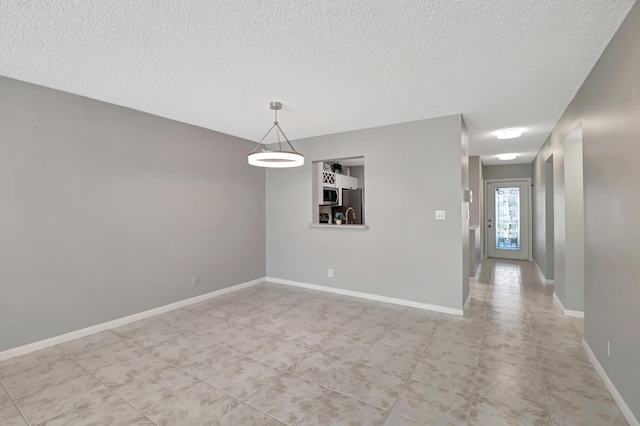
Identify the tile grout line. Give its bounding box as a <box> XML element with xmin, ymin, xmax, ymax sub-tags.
<box><xmin>4</xmin><ymin>261</ymin><xmax>611</xmax><ymax>426</ymax></box>
<box><xmin>64</xmin><ymin>353</ymin><xmax>160</xmax><ymax>426</ymax></box>
<box><xmin>518</xmin><ymin>263</ymin><xmax>557</xmax><ymax>426</ymax></box>
<box><xmin>166</xmin><ymin>361</ymin><xmax>285</xmax><ymax>424</ymax></box>
<box><xmin>379</xmin><ymin>312</ymin><xmax>446</xmax><ymax>426</ymax></box>
<box><xmin>465</xmin><ymin>261</ymin><xmax>494</xmax><ymax>426</ymax></box>
<box><xmin>168</xmin><ymin>319</ymin><xmax>389</xmax><ymax>425</ymax></box>
<box><xmin>292</xmin><ymin>315</ymin><xmax>396</xmax><ymax>425</ymax></box>
<box><xmin>116</xmin><ymin>313</ymin><xmax>391</xmax><ymax>425</ymax></box>
<box><xmin>69</xmin><ymin>321</ymin><xmax>270</xmax><ymax>422</ymax></box>
<box><xmin>293</xmin><ymin>308</ymin><xmax>441</xmax><ymax>425</ymax></box>
<box><xmin>215</xmin><ymin>291</ymin><xmax>353</xmax><ymax>424</ymax></box>
<box><xmin>0</xmin><ymin>381</ymin><xmax>31</xmax><ymax>426</ymax></box>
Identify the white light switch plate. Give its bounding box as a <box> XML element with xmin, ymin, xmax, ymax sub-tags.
<box><xmin>435</xmin><ymin>210</ymin><xmax>446</xmax><ymax>220</ymax></box>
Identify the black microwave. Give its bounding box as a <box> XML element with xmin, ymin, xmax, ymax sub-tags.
<box><xmin>323</xmin><ymin>188</ymin><xmax>338</xmax><ymax>204</ymax></box>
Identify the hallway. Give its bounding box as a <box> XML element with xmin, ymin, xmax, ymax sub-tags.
<box><xmin>0</xmin><ymin>260</ymin><xmax>628</xmax><ymax>425</ymax></box>
<box><xmin>466</xmin><ymin>259</ymin><xmax>626</xmax><ymax>425</ymax></box>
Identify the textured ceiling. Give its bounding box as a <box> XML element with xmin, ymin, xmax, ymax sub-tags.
<box><xmin>0</xmin><ymin>1</ymin><xmax>635</xmax><ymax>165</ymax></box>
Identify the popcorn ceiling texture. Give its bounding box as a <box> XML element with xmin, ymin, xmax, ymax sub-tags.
<box><xmin>0</xmin><ymin>0</ymin><xmax>634</xmax><ymax>164</ymax></box>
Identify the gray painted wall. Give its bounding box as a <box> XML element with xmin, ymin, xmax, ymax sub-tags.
<box><xmin>563</xmin><ymin>137</ymin><xmax>585</xmax><ymax>311</ymax></box>
<box><xmin>468</xmin><ymin>156</ymin><xmax>483</xmax><ymax>276</ymax></box>
<box><xmin>532</xmin><ymin>2</ymin><xmax>640</xmax><ymax>417</ymax></box>
<box><xmin>532</xmin><ymin>144</ymin><xmax>557</xmax><ymax>282</ymax></box>
<box><xmin>469</xmin><ymin>157</ymin><xmax>481</xmax><ymax>226</ymax></box>
<box><xmin>545</xmin><ymin>157</ymin><xmax>554</xmax><ymax>280</ymax></box>
<box><xmin>532</xmin><ymin>147</ymin><xmax>547</xmax><ymax>278</ymax></box>
<box><xmin>266</xmin><ymin>115</ymin><xmax>468</xmax><ymax>311</ymax></box>
<box><xmin>478</xmin><ymin>160</ymin><xmax>484</xmax><ymax>259</ymax></box>
<box><xmin>460</xmin><ymin>119</ymin><xmax>470</xmax><ymax>305</ymax></box>
<box><xmin>0</xmin><ymin>77</ymin><xmax>266</xmax><ymax>352</ymax></box>
<box><xmin>483</xmin><ymin>164</ymin><xmax>532</xmax><ymax>180</ymax></box>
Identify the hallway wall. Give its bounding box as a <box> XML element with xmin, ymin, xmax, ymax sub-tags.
<box><xmin>483</xmin><ymin>164</ymin><xmax>532</xmax><ymax>180</ymax></box>
<box><xmin>532</xmin><ymin>1</ymin><xmax>640</xmax><ymax>419</ymax></box>
<box><xmin>563</xmin><ymin>136</ymin><xmax>585</xmax><ymax>311</ymax></box>
<box><xmin>469</xmin><ymin>156</ymin><xmax>482</xmax><ymax>227</ymax></box>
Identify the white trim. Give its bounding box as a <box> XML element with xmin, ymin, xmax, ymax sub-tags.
<box><xmin>0</xmin><ymin>277</ymin><xmax>265</xmax><ymax>362</ymax></box>
<box><xmin>266</xmin><ymin>277</ymin><xmax>464</xmax><ymax>316</ymax></box>
<box><xmin>533</xmin><ymin>260</ymin><xmax>555</xmax><ymax>285</ymax></box>
<box><xmin>463</xmin><ymin>293</ymin><xmax>471</xmax><ymax>310</ymax></box>
<box><xmin>533</xmin><ymin>260</ymin><xmax>548</xmax><ymax>285</ymax></box>
<box><xmin>582</xmin><ymin>340</ymin><xmax>639</xmax><ymax>426</ymax></box>
<box><xmin>553</xmin><ymin>292</ymin><xmax>584</xmax><ymax>318</ymax></box>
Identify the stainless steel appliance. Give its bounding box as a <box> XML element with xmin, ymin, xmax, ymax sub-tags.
<box><xmin>340</xmin><ymin>188</ymin><xmax>364</xmax><ymax>224</ymax></box>
<box><xmin>322</xmin><ymin>188</ymin><xmax>338</xmax><ymax>205</ymax></box>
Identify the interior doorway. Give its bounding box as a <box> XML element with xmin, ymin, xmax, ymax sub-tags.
<box><xmin>486</xmin><ymin>179</ymin><xmax>531</xmax><ymax>260</ymax></box>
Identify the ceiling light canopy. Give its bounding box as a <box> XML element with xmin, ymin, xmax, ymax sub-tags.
<box><xmin>497</xmin><ymin>153</ymin><xmax>517</xmax><ymax>161</ymax></box>
<box><xmin>248</xmin><ymin>102</ymin><xmax>304</xmax><ymax>168</ymax></box>
<box><xmin>496</xmin><ymin>128</ymin><xmax>524</xmax><ymax>139</ymax></box>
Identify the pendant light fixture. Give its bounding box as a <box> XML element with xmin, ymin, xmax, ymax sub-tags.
<box><xmin>248</xmin><ymin>101</ymin><xmax>304</xmax><ymax>168</ymax></box>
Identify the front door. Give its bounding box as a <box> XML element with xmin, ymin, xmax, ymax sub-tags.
<box><xmin>487</xmin><ymin>180</ymin><xmax>530</xmax><ymax>260</ymax></box>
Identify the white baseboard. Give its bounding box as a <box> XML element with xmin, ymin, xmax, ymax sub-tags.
<box><xmin>582</xmin><ymin>340</ymin><xmax>639</xmax><ymax>426</ymax></box>
<box><xmin>266</xmin><ymin>277</ymin><xmax>464</xmax><ymax>316</ymax></box>
<box><xmin>553</xmin><ymin>292</ymin><xmax>585</xmax><ymax>318</ymax></box>
<box><xmin>0</xmin><ymin>277</ymin><xmax>265</xmax><ymax>362</ymax></box>
<box><xmin>533</xmin><ymin>260</ymin><xmax>553</xmax><ymax>285</ymax></box>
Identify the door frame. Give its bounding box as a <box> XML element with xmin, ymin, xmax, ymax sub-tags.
<box><xmin>484</xmin><ymin>177</ymin><xmax>532</xmax><ymax>261</ymax></box>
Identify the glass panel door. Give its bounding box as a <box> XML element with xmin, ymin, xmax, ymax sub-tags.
<box><xmin>487</xmin><ymin>180</ymin><xmax>529</xmax><ymax>260</ymax></box>
<box><xmin>495</xmin><ymin>187</ymin><xmax>520</xmax><ymax>251</ymax></box>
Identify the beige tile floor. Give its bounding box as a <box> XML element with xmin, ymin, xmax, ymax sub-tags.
<box><xmin>0</xmin><ymin>259</ymin><xmax>629</xmax><ymax>425</ymax></box>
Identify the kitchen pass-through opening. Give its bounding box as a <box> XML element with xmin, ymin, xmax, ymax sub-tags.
<box><xmin>311</xmin><ymin>157</ymin><xmax>365</xmax><ymax>226</ymax></box>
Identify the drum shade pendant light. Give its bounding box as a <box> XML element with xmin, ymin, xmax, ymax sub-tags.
<box><xmin>248</xmin><ymin>101</ymin><xmax>304</xmax><ymax>168</ymax></box>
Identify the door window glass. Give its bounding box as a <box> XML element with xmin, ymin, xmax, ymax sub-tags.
<box><xmin>495</xmin><ymin>187</ymin><xmax>520</xmax><ymax>250</ymax></box>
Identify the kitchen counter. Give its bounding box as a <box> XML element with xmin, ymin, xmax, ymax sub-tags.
<box><xmin>309</xmin><ymin>223</ymin><xmax>369</xmax><ymax>229</ymax></box>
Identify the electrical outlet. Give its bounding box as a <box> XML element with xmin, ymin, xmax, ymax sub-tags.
<box><xmin>435</xmin><ymin>210</ymin><xmax>446</xmax><ymax>220</ymax></box>
<box><xmin>192</xmin><ymin>276</ymin><xmax>199</xmax><ymax>287</ymax></box>
<box><xmin>328</xmin><ymin>269</ymin><xmax>334</xmax><ymax>278</ymax></box>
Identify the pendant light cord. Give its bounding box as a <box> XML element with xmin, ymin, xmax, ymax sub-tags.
<box><xmin>249</xmin><ymin>102</ymin><xmax>300</xmax><ymax>154</ymax></box>
<box><xmin>275</xmin><ymin>107</ymin><xmax>283</xmax><ymax>151</ymax></box>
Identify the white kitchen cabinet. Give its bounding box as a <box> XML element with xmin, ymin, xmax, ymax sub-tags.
<box><xmin>347</xmin><ymin>175</ymin><xmax>359</xmax><ymax>189</ymax></box>
<box><xmin>337</xmin><ymin>174</ymin><xmax>358</xmax><ymax>190</ymax></box>
<box><xmin>313</xmin><ymin>165</ymin><xmax>359</xmax><ymax>208</ymax></box>
<box><xmin>322</xmin><ymin>171</ymin><xmax>337</xmax><ymax>187</ymax></box>
<box><xmin>314</xmin><ymin>164</ymin><xmax>339</xmax><ymax>205</ymax></box>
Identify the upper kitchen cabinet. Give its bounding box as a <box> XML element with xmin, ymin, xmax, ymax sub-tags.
<box><xmin>313</xmin><ymin>163</ymin><xmax>360</xmax><ymax>206</ymax></box>
<box><xmin>321</xmin><ymin>170</ymin><xmax>337</xmax><ymax>187</ymax></box>
<box><xmin>337</xmin><ymin>174</ymin><xmax>358</xmax><ymax>190</ymax></box>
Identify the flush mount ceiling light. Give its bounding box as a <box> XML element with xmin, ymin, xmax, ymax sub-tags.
<box><xmin>498</xmin><ymin>153</ymin><xmax>517</xmax><ymax>161</ymax></box>
<box><xmin>248</xmin><ymin>101</ymin><xmax>304</xmax><ymax>168</ymax></box>
<box><xmin>496</xmin><ymin>128</ymin><xmax>524</xmax><ymax>139</ymax></box>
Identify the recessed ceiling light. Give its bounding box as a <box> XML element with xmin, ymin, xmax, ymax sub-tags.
<box><xmin>498</xmin><ymin>153</ymin><xmax>517</xmax><ymax>161</ymax></box>
<box><xmin>496</xmin><ymin>128</ymin><xmax>524</xmax><ymax>139</ymax></box>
